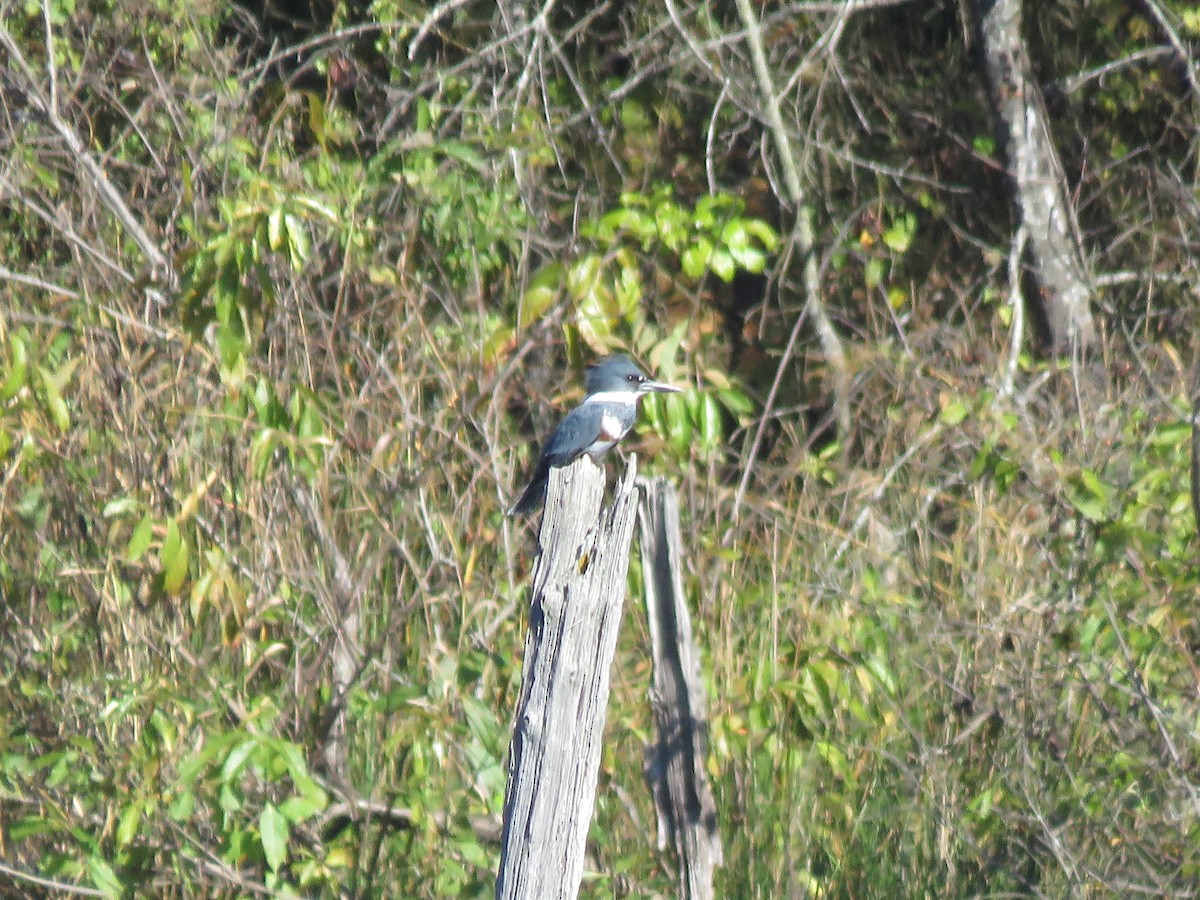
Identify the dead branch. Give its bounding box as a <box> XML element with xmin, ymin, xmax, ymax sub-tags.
<box><xmin>0</xmin><ymin>21</ymin><xmax>174</xmax><ymax>287</ymax></box>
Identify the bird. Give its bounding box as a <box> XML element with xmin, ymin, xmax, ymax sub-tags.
<box><xmin>507</xmin><ymin>354</ymin><xmax>682</xmax><ymax>515</ymax></box>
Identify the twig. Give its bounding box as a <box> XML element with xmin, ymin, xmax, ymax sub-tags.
<box><xmin>1101</xmin><ymin>599</ymin><xmax>1200</xmax><ymax>822</ymax></box>
<box><xmin>241</xmin><ymin>21</ymin><xmax>402</xmax><ymax>82</ymax></box>
<box><xmin>0</xmin><ymin>22</ymin><xmax>173</xmax><ymax>284</ymax></box>
<box><xmin>1061</xmin><ymin>47</ymin><xmax>1174</xmax><ymax>95</ymax></box>
<box><xmin>0</xmin><ymin>172</ymin><xmax>135</xmax><ymax>283</ymax></box>
<box><xmin>289</xmin><ymin>478</ymin><xmax>363</xmax><ymax>786</ymax></box>
<box><xmin>165</xmin><ymin>820</ymin><xmax>275</xmax><ymax>897</ymax></box>
<box><xmin>0</xmin><ymin>858</ymin><xmax>105</xmax><ymax>897</ymax></box>
<box><xmin>1137</xmin><ymin>0</ymin><xmax>1200</xmax><ymax>106</ymax></box>
<box><xmin>1192</xmin><ymin>378</ymin><xmax>1200</xmax><ymax>545</ymax></box>
<box><xmin>1000</xmin><ymin>225</ymin><xmax>1027</xmax><ymax>397</ymax></box>
<box><xmin>704</xmin><ymin>81</ymin><xmax>729</xmax><ymax>193</ymax></box>
<box><xmin>408</xmin><ymin>0</ymin><xmax>473</xmax><ymax>60</ymax></box>
<box><xmin>831</xmin><ymin>420</ymin><xmax>946</xmax><ymax>565</ymax></box>
<box><xmin>1092</xmin><ymin>270</ymin><xmax>1196</xmax><ymax>287</ymax></box>
<box><xmin>729</xmin><ymin>0</ymin><xmax>851</xmax><ymax>524</ymax></box>
<box><xmin>0</xmin><ymin>264</ymin><xmax>81</xmax><ymax>299</ymax></box>
<box><xmin>41</xmin><ymin>0</ymin><xmax>57</xmax><ymax>114</ymax></box>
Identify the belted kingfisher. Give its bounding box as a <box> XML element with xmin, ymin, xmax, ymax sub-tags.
<box><xmin>507</xmin><ymin>354</ymin><xmax>682</xmax><ymax>515</ymax></box>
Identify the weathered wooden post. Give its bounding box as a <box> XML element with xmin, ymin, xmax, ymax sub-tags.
<box><xmin>496</xmin><ymin>454</ymin><xmax>640</xmax><ymax>900</ymax></box>
<box><xmin>637</xmin><ymin>477</ymin><xmax>722</xmax><ymax>900</ymax></box>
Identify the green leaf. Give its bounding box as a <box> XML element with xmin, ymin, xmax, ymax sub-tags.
<box><xmin>665</xmin><ymin>393</ymin><xmax>690</xmax><ymax>456</ymax></box>
<box><xmin>717</xmin><ymin>387</ymin><xmax>755</xmax><ymax>420</ymax></box>
<box><xmin>267</xmin><ymin>207</ymin><xmax>285</xmax><ymax>252</ymax></box>
<box><xmin>699</xmin><ymin>392</ymin><xmax>722</xmax><ymax>451</ymax></box>
<box><xmin>1148</xmin><ymin>421</ymin><xmax>1190</xmax><ymax>450</ymax></box>
<box><xmin>654</xmin><ymin>201</ymin><xmax>688</xmax><ymax>250</ymax></box>
<box><xmin>439</xmin><ymin>139</ymin><xmax>487</xmax><ymax>171</ymax></box>
<box><xmin>1066</xmin><ymin>470</ymin><xmax>1112</xmax><ymax>523</ymax></box>
<box><xmin>518</xmin><ymin>264</ymin><xmax>563</xmax><ymax>329</ymax></box>
<box><xmin>37</xmin><ymin>365</ymin><xmax>70</xmax><ymax>431</ymax></box>
<box><xmin>612</xmin><ymin>250</ymin><xmax>642</xmax><ymax>317</ymax></box>
<box><xmin>103</xmin><ymin>496</ymin><xmax>140</xmax><ymax>518</ymax></box>
<box><xmin>882</xmin><ymin>212</ymin><xmax>917</xmax><ymax>253</ymax></box>
<box><xmin>250</xmin><ymin>429</ymin><xmax>280</xmax><ymax>479</ymax></box>
<box><xmin>709</xmin><ymin>249</ymin><xmax>735</xmax><ymax>282</ymax></box>
<box><xmin>87</xmin><ymin>855</ymin><xmax>123</xmax><ymax>900</ymax></box>
<box><xmin>940</xmin><ymin>399</ymin><xmax>970</xmax><ymax>426</ymax></box>
<box><xmin>291</xmin><ymin>195</ymin><xmax>338</xmax><ymax>222</ymax></box>
<box><xmin>0</xmin><ymin>333</ymin><xmax>29</xmax><ymax>402</ymax></box>
<box><xmin>864</xmin><ymin>257</ymin><xmax>886</xmax><ymax>289</ymax></box>
<box><xmin>220</xmin><ymin>737</ymin><xmax>258</xmax><ymax>782</ymax></box>
<box><xmin>743</xmin><ymin>218</ymin><xmax>779</xmax><ymax>251</ymax></box>
<box><xmin>306</xmin><ymin>91</ymin><xmax>328</xmax><ymax>147</ymax></box>
<box><xmin>682</xmin><ymin>239</ymin><xmax>712</xmax><ymax>279</ymax></box>
<box><xmin>116</xmin><ymin>799</ymin><xmax>143</xmax><ymax>848</ymax></box>
<box><xmin>169</xmin><ymin>787</ymin><xmax>195</xmax><ymax>822</ymax></box>
<box><xmin>284</xmin><ymin>213</ymin><xmax>309</xmax><ymax>269</ymax></box>
<box><xmin>161</xmin><ymin>518</ymin><xmax>189</xmax><ymax>595</ymax></box>
<box><xmin>260</xmin><ymin>802</ymin><xmax>289</xmax><ymax>872</ymax></box>
<box><xmin>591</xmin><ymin>207</ymin><xmax>652</xmax><ymax>242</ymax></box>
<box><xmin>280</xmin><ymin>789</ymin><xmax>326</xmax><ymax>823</ymax></box>
<box><xmin>570</xmin><ymin>255</ymin><xmax>614</xmax><ymax>348</ymax></box>
<box><xmin>126</xmin><ymin>514</ymin><xmax>154</xmax><ymax>562</ymax></box>
<box><xmin>729</xmin><ymin>244</ymin><xmax>767</xmax><ymax>273</ymax></box>
<box><xmin>566</xmin><ymin>254</ymin><xmax>603</xmax><ymax>302</ymax></box>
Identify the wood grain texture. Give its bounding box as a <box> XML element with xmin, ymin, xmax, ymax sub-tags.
<box><xmin>496</xmin><ymin>454</ymin><xmax>640</xmax><ymax>900</ymax></box>
<box><xmin>638</xmin><ymin>478</ymin><xmax>722</xmax><ymax>900</ymax></box>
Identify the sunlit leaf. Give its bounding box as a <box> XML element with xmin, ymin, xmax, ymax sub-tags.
<box><xmin>161</xmin><ymin>518</ymin><xmax>190</xmax><ymax>595</ymax></box>
<box><xmin>260</xmin><ymin>802</ymin><xmax>288</xmax><ymax>871</ymax></box>
<box><xmin>126</xmin><ymin>513</ymin><xmax>153</xmax><ymax>563</ymax></box>
<box><xmin>709</xmin><ymin>249</ymin><xmax>735</xmax><ymax>282</ymax></box>
<box><xmin>87</xmin><ymin>855</ymin><xmax>123</xmax><ymax>900</ymax></box>
<box><xmin>682</xmin><ymin>239</ymin><xmax>712</xmax><ymax>278</ymax></box>
<box><xmin>0</xmin><ymin>333</ymin><xmax>29</xmax><ymax>402</ymax></box>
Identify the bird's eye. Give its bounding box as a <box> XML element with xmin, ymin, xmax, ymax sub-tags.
<box><xmin>627</xmin><ymin>373</ymin><xmax>643</xmax><ymax>383</ymax></box>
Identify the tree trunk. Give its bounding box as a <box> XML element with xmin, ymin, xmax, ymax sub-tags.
<box><xmin>496</xmin><ymin>455</ymin><xmax>640</xmax><ymax>900</ymax></box>
<box><xmin>971</xmin><ymin>0</ymin><xmax>1096</xmax><ymax>351</ymax></box>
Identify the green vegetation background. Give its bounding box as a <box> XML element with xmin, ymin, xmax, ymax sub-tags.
<box><xmin>2</xmin><ymin>0</ymin><xmax>1199</xmax><ymax>896</ymax></box>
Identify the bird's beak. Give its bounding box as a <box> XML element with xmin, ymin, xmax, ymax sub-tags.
<box><xmin>640</xmin><ymin>379</ymin><xmax>683</xmax><ymax>394</ymax></box>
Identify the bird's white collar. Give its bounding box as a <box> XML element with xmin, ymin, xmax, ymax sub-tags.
<box><xmin>583</xmin><ymin>391</ymin><xmax>641</xmax><ymax>405</ymax></box>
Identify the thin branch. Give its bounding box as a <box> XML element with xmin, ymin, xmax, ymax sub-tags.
<box><xmin>831</xmin><ymin>420</ymin><xmax>946</xmax><ymax>565</ymax></box>
<box><xmin>1093</xmin><ymin>270</ymin><xmax>1196</xmax><ymax>287</ymax></box>
<box><xmin>0</xmin><ymin>858</ymin><xmax>105</xmax><ymax>897</ymax></box>
<box><xmin>1137</xmin><ymin>0</ymin><xmax>1200</xmax><ymax>107</ymax></box>
<box><xmin>0</xmin><ymin>22</ymin><xmax>173</xmax><ymax>284</ymax></box>
<box><xmin>0</xmin><ymin>263</ymin><xmax>81</xmax><ymax>298</ymax></box>
<box><xmin>1000</xmin><ymin>224</ymin><xmax>1027</xmax><ymax>398</ymax></box>
<box><xmin>408</xmin><ymin>0</ymin><xmax>473</xmax><ymax>60</ymax></box>
<box><xmin>0</xmin><ymin>172</ymin><xmax>135</xmax><ymax>283</ymax></box>
<box><xmin>1060</xmin><ymin>46</ymin><xmax>1174</xmax><ymax>95</ymax></box>
<box><xmin>729</xmin><ymin>0</ymin><xmax>851</xmax><ymax>525</ymax></box>
<box><xmin>1102</xmin><ymin>599</ymin><xmax>1200</xmax><ymax>823</ymax></box>
<box><xmin>40</xmin><ymin>0</ymin><xmax>56</xmax><ymax>114</ymax></box>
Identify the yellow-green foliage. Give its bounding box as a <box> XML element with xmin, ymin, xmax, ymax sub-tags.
<box><xmin>2</xmin><ymin>1</ymin><xmax>1200</xmax><ymax>897</ymax></box>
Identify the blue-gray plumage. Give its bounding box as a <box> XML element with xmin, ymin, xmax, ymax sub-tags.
<box><xmin>507</xmin><ymin>355</ymin><xmax>681</xmax><ymax>515</ymax></box>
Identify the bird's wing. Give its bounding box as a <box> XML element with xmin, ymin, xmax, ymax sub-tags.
<box><xmin>507</xmin><ymin>405</ymin><xmax>605</xmax><ymax>516</ymax></box>
<box><xmin>540</xmin><ymin>403</ymin><xmax>607</xmax><ymax>466</ymax></box>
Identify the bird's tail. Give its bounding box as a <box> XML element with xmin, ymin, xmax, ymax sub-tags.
<box><xmin>506</xmin><ymin>462</ymin><xmax>549</xmax><ymax>516</ymax></box>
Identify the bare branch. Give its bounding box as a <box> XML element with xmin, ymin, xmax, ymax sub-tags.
<box><xmin>1137</xmin><ymin>0</ymin><xmax>1200</xmax><ymax>107</ymax></box>
<box><xmin>0</xmin><ymin>858</ymin><xmax>106</xmax><ymax>898</ymax></box>
<box><xmin>1000</xmin><ymin>224</ymin><xmax>1028</xmax><ymax>397</ymax></box>
<box><xmin>729</xmin><ymin>0</ymin><xmax>851</xmax><ymax>522</ymax></box>
<box><xmin>0</xmin><ymin>22</ymin><xmax>174</xmax><ymax>285</ymax></box>
<box><xmin>0</xmin><ymin>263</ymin><xmax>81</xmax><ymax>299</ymax></box>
